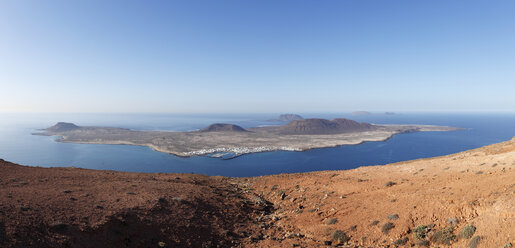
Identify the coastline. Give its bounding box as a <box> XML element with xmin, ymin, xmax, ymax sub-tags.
<box><xmin>47</xmin><ymin>130</ymin><xmax>401</xmax><ymax>158</ymax></box>
<box><xmin>37</xmin><ymin>124</ymin><xmax>461</xmax><ymax>158</ymax></box>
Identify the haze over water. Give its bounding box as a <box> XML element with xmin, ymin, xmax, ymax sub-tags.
<box><xmin>1</xmin><ymin>112</ymin><xmax>514</xmax><ymax>177</ymax></box>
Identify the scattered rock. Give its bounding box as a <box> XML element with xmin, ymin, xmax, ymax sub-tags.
<box><xmin>326</xmin><ymin>218</ymin><xmax>337</xmax><ymax>225</ymax></box>
<box><xmin>394</xmin><ymin>237</ymin><xmax>408</xmax><ymax>245</ymax></box>
<box><xmin>387</xmin><ymin>214</ymin><xmax>399</xmax><ymax>220</ymax></box>
<box><xmin>20</xmin><ymin>206</ymin><xmax>31</xmax><ymax>211</ymax></box>
<box><xmin>467</xmin><ymin>236</ymin><xmax>480</xmax><ymax>248</ymax></box>
<box><xmin>417</xmin><ymin>239</ymin><xmax>430</xmax><ymax>247</ymax></box>
<box><xmin>331</xmin><ymin>230</ymin><xmax>350</xmax><ymax>243</ymax></box>
<box><xmin>385</xmin><ymin>181</ymin><xmax>396</xmax><ymax>187</ymax></box>
<box><xmin>280</xmin><ymin>192</ymin><xmax>286</xmax><ymax>200</ymax></box>
<box><xmin>381</xmin><ymin>222</ymin><xmax>395</xmax><ymax>234</ymax></box>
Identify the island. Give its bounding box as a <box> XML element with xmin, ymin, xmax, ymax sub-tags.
<box><xmin>267</xmin><ymin>114</ymin><xmax>304</xmax><ymax>122</ymax></box>
<box><xmin>351</xmin><ymin>111</ymin><xmax>372</xmax><ymax>116</ymax></box>
<box><xmin>35</xmin><ymin>118</ymin><xmax>460</xmax><ymax>158</ymax></box>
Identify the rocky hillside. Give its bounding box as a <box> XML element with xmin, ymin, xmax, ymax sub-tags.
<box><xmin>279</xmin><ymin>118</ymin><xmax>374</xmax><ymax>135</ymax></box>
<box><xmin>1</xmin><ymin>138</ymin><xmax>514</xmax><ymax>247</ymax></box>
<box><xmin>0</xmin><ymin>159</ymin><xmax>269</xmax><ymax>248</ymax></box>
<box><xmin>200</xmin><ymin>123</ymin><xmax>248</xmax><ymax>132</ymax></box>
<box><xmin>270</xmin><ymin>114</ymin><xmax>304</xmax><ymax>122</ymax></box>
<box><xmin>248</xmin><ymin>138</ymin><xmax>515</xmax><ymax>247</ymax></box>
<box><xmin>45</xmin><ymin>122</ymin><xmax>80</xmax><ymax>132</ymax></box>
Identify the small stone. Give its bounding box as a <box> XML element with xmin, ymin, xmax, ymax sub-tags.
<box><xmin>468</xmin><ymin>236</ymin><xmax>481</xmax><ymax>248</ymax></box>
<box><xmin>50</xmin><ymin>222</ymin><xmax>68</xmax><ymax>232</ymax></box>
<box><xmin>20</xmin><ymin>206</ymin><xmax>31</xmax><ymax>211</ymax></box>
<box><xmin>385</xmin><ymin>181</ymin><xmax>396</xmax><ymax>187</ymax></box>
<box><xmin>387</xmin><ymin>214</ymin><xmax>399</xmax><ymax>220</ymax></box>
<box><xmin>327</xmin><ymin>218</ymin><xmax>338</xmax><ymax>225</ymax></box>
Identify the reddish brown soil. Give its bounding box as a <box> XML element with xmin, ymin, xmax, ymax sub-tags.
<box><xmin>1</xmin><ymin>138</ymin><xmax>514</xmax><ymax>247</ymax></box>
<box><xmin>0</xmin><ymin>160</ymin><xmax>272</xmax><ymax>248</ymax></box>
<box><xmin>248</xmin><ymin>138</ymin><xmax>515</xmax><ymax>247</ymax></box>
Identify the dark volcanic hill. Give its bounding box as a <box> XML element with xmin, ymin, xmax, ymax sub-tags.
<box><xmin>332</xmin><ymin>118</ymin><xmax>374</xmax><ymax>130</ymax></box>
<box><xmin>201</xmin><ymin>123</ymin><xmax>248</xmax><ymax>132</ymax></box>
<box><xmin>277</xmin><ymin>114</ymin><xmax>303</xmax><ymax>122</ymax></box>
<box><xmin>45</xmin><ymin>122</ymin><xmax>80</xmax><ymax>132</ymax></box>
<box><xmin>279</xmin><ymin>118</ymin><xmax>375</xmax><ymax>135</ymax></box>
<box><xmin>267</xmin><ymin>114</ymin><xmax>303</xmax><ymax>122</ymax></box>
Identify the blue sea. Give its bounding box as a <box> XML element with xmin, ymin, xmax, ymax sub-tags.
<box><xmin>0</xmin><ymin>113</ymin><xmax>514</xmax><ymax>177</ymax></box>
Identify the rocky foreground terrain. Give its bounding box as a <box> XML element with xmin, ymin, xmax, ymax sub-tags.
<box><xmin>0</xmin><ymin>138</ymin><xmax>514</xmax><ymax>247</ymax></box>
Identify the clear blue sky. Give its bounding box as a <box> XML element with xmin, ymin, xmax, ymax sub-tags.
<box><xmin>1</xmin><ymin>0</ymin><xmax>514</xmax><ymax>113</ymax></box>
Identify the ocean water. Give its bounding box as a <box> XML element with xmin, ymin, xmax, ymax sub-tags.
<box><xmin>0</xmin><ymin>113</ymin><xmax>514</xmax><ymax>177</ymax></box>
